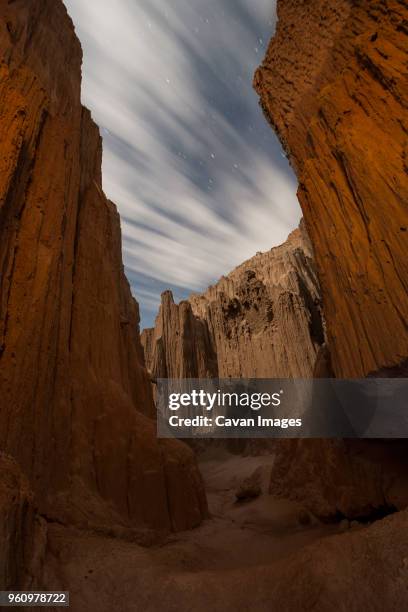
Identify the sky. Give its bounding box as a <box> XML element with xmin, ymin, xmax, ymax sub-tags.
<box><xmin>64</xmin><ymin>0</ymin><xmax>301</xmax><ymax>328</ymax></box>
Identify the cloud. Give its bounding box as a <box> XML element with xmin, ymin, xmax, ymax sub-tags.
<box><xmin>64</xmin><ymin>0</ymin><xmax>301</xmax><ymax>327</ymax></box>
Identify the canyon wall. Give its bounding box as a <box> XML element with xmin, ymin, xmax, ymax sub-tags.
<box><xmin>0</xmin><ymin>453</ymin><xmax>46</xmax><ymax>590</ymax></box>
<box><xmin>252</xmin><ymin>0</ymin><xmax>408</xmax><ymax>518</ymax></box>
<box><xmin>142</xmin><ymin>222</ymin><xmax>324</xmax><ymax>379</ymax></box>
<box><xmin>254</xmin><ymin>0</ymin><xmax>408</xmax><ymax>378</ymax></box>
<box><xmin>0</xmin><ymin>0</ymin><xmax>206</xmax><ymax>556</ymax></box>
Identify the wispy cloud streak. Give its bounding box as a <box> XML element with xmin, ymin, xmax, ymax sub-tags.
<box><xmin>64</xmin><ymin>0</ymin><xmax>301</xmax><ymax>326</ymax></box>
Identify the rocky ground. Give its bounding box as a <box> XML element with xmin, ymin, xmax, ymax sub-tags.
<box><xmin>39</xmin><ymin>449</ymin><xmax>407</xmax><ymax>612</ymax></box>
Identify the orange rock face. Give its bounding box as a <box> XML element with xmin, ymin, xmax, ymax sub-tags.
<box><xmin>142</xmin><ymin>223</ymin><xmax>324</xmax><ymax>379</ymax></box>
<box><xmin>252</xmin><ymin>0</ymin><xmax>408</xmax><ymax>519</ymax></box>
<box><xmin>0</xmin><ymin>0</ymin><xmax>206</xmax><ymax>536</ymax></box>
<box><xmin>254</xmin><ymin>0</ymin><xmax>408</xmax><ymax>378</ymax></box>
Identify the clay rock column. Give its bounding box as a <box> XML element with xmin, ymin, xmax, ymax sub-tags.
<box><xmin>254</xmin><ymin>0</ymin><xmax>408</xmax><ymax>378</ymax></box>
<box><xmin>0</xmin><ymin>0</ymin><xmax>207</xmax><ymax>534</ymax></box>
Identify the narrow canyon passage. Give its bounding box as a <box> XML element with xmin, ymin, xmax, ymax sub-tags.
<box><xmin>40</xmin><ymin>447</ymin><xmax>342</xmax><ymax>611</ymax></box>
<box><xmin>40</xmin><ymin>442</ymin><xmax>408</xmax><ymax>611</ymax></box>
<box><xmin>0</xmin><ymin>0</ymin><xmax>407</xmax><ymax>610</ymax></box>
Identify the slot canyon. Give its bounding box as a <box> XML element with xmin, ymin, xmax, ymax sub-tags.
<box><xmin>0</xmin><ymin>1</ymin><xmax>407</xmax><ymax>610</ymax></box>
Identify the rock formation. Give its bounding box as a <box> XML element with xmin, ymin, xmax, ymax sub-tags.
<box><xmin>253</xmin><ymin>0</ymin><xmax>408</xmax><ymax>519</ymax></box>
<box><xmin>1</xmin><ymin>0</ymin><xmax>408</xmax><ymax>605</ymax></box>
<box><xmin>0</xmin><ymin>453</ymin><xmax>46</xmax><ymax>590</ymax></box>
<box><xmin>142</xmin><ymin>221</ymin><xmax>324</xmax><ymax>379</ymax></box>
<box><xmin>254</xmin><ymin>0</ymin><xmax>408</xmax><ymax>378</ymax></box>
<box><xmin>0</xmin><ymin>0</ymin><xmax>206</xmax><ymax>567</ymax></box>
<box><xmin>269</xmin><ymin>438</ymin><xmax>408</xmax><ymax>520</ymax></box>
<box><xmin>142</xmin><ymin>291</ymin><xmax>219</xmax><ymax>379</ymax></box>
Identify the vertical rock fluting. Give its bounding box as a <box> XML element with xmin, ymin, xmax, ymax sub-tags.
<box><xmin>253</xmin><ymin>0</ymin><xmax>408</xmax><ymax>518</ymax></box>
<box><xmin>0</xmin><ymin>0</ymin><xmax>206</xmax><ymax>544</ymax></box>
<box><xmin>142</xmin><ymin>290</ymin><xmax>219</xmax><ymax>379</ymax></box>
<box><xmin>254</xmin><ymin>0</ymin><xmax>408</xmax><ymax>378</ymax></box>
<box><xmin>142</xmin><ymin>222</ymin><xmax>324</xmax><ymax>379</ymax></box>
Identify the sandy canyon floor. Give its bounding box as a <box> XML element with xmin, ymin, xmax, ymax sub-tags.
<box><xmin>40</xmin><ymin>449</ymin><xmax>364</xmax><ymax>611</ymax></box>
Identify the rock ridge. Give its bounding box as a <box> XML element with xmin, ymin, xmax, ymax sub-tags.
<box><xmin>142</xmin><ymin>221</ymin><xmax>324</xmax><ymax>380</ymax></box>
